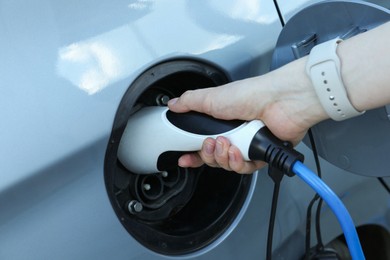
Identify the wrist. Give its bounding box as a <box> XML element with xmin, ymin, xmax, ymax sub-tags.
<box><xmin>273</xmin><ymin>57</ymin><xmax>329</xmax><ymax>126</ymax></box>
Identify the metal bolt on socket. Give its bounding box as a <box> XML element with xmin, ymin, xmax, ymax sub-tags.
<box><xmin>128</xmin><ymin>200</ymin><xmax>143</xmax><ymax>214</ymax></box>
<box><xmin>156</xmin><ymin>94</ymin><xmax>170</xmax><ymax>106</ymax></box>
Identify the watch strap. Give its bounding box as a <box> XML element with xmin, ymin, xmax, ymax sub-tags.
<box><xmin>306</xmin><ymin>38</ymin><xmax>364</xmax><ymax>121</ymax></box>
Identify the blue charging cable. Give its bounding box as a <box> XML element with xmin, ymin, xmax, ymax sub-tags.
<box><xmin>293</xmin><ymin>161</ymin><xmax>365</xmax><ymax>260</ymax></box>
<box><xmin>249</xmin><ymin>126</ymin><xmax>365</xmax><ymax>259</ymax></box>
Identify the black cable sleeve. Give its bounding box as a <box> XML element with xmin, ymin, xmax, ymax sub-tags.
<box><xmin>378</xmin><ymin>177</ymin><xmax>390</xmax><ymax>194</ymax></box>
<box><xmin>249</xmin><ymin>128</ymin><xmax>304</xmax><ymax>176</ymax></box>
<box><xmin>304</xmin><ymin>194</ymin><xmax>320</xmax><ymax>260</ymax></box>
<box><xmin>315</xmin><ymin>199</ymin><xmax>324</xmax><ymax>250</ymax></box>
<box><xmin>308</xmin><ymin>129</ymin><xmax>322</xmax><ymax>179</ymax></box>
<box><xmin>266</xmin><ymin>167</ymin><xmax>284</xmax><ymax>260</ymax></box>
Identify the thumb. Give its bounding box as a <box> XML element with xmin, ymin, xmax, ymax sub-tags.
<box><xmin>167</xmin><ymin>97</ymin><xmax>189</xmax><ymax>113</ymax></box>
<box><xmin>168</xmin><ymin>89</ymin><xmax>210</xmax><ymax>114</ymax></box>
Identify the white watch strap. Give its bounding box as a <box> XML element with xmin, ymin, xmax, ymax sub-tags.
<box><xmin>306</xmin><ymin>38</ymin><xmax>365</xmax><ymax>121</ymax></box>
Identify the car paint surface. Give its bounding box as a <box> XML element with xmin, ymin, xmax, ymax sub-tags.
<box><xmin>1</xmin><ymin>0</ymin><xmax>389</xmax><ymax>259</ymax></box>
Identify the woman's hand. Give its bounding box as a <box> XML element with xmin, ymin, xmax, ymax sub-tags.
<box><xmin>168</xmin><ymin>58</ymin><xmax>328</xmax><ymax>173</ymax></box>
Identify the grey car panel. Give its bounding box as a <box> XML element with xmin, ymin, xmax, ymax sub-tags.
<box><xmin>1</xmin><ymin>0</ymin><xmax>390</xmax><ymax>259</ymax></box>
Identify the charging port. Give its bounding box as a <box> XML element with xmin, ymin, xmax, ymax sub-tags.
<box><xmin>104</xmin><ymin>59</ymin><xmax>253</xmax><ymax>255</ymax></box>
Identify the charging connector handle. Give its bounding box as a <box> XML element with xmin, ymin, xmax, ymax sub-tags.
<box><xmin>118</xmin><ymin>107</ymin><xmax>265</xmax><ymax>174</ymax></box>
<box><xmin>293</xmin><ymin>161</ymin><xmax>365</xmax><ymax>260</ymax></box>
<box><xmin>118</xmin><ymin>106</ymin><xmax>303</xmax><ymax>174</ymax></box>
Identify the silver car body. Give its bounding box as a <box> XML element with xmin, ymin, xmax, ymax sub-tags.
<box><xmin>1</xmin><ymin>0</ymin><xmax>389</xmax><ymax>259</ymax></box>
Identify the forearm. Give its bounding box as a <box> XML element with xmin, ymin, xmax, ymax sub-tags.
<box><xmin>338</xmin><ymin>21</ymin><xmax>390</xmax><ymax>111</ymax></box>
